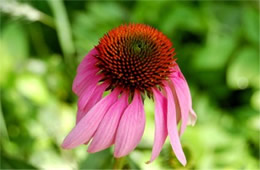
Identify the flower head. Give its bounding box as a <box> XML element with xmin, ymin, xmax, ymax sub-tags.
<box><xmin>62</xmin><ymin>24</ymin><xmax>197</xmax><ymax>165</ymax></box>
<box><xmin>96</xmin><ymin>24</ymin><xmax>175</xmax><ymax>94</ymax></box>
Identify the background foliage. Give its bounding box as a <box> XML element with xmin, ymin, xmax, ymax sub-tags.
<box><xmin>0</xmin><ymin>0</ymin><xmax>259</xmax><ymax>169</ymax></box>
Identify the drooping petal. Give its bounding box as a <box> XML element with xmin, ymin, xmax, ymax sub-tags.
<box><xmin>73</xmin><ymin>48</ymin><xmax>101</xmax><ymax>95</ymax></box>
<box><xmin>167</xmin><ymin>83</ymin><xmax>182</xmax><ymax>124</ymax></box>
<box><xmin>77</xmin><ymin>74</ymin><xmax>102</xmax><ymax>110</ymax></box>
<box><xmin>76</xmin><ymin>82</ymin><xmax>109</xmax><ymax>124</ymax></box>
<box><xmin>61</xmin><ymin>89</ymin><xmax>120</xmax><ymax>149</ymax></box>
<box><xmin>164</xmin><ymin>84</ymin><xmax>186</xmax><ymax>166</ymax></box>
<box><xmin>76</xmin><ymin>48</ymin><xmax>99</xmax><ymax>74</ymax></box>
<box><xmin>72</xmin><ymin>67</ymin><xmax>99</xmax><ymax>95</ymax></box>
<box><xmin>147</xmin><ymin>88</ymin><xmax>167</xmax><ymax>164</ymax></box>
<box><xmin>188</xmin><ymin>109</ymin><xmax>197</xmax><ymax>126</ymax></box>
<box><xmin>88</xmin><ymin>91</ymin><xmax>129</xmax><ymax>153</ymax></box>
<box><xmin>170</xmin><ymin>64</ymin><xmax>197</xmax><ymax>126</ymax></box>
<box><xmin>170</xmin><ymin>65</ymin><xmax>191</xmax><ymax>107</ymax></box>
<box><xmin>170</xmin><ymin>78</ymin><xmax>189</xmax><ymax>136</ymax></box>
<box><xmin>114</xmin><ymin>90</ymin><xmax>145</xmax><ymax>158</ymax></box>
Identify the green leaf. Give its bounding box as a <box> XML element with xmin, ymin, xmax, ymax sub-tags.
<box><xmin>243</xmin><ymin>5</ymin><xmax>259</xmax><ymax>45</ymax></box>
<box><xmin>193</xmin><ymin>34</ymin><xmax>238</xmax><ymax>70</ymax></box>
<box><xmin>251</xmin><ymin>90</ymin><xmax>260</xmax><ymax>111</ymax></box>
<box><xmin>160</xmin><ymin>3</ymin><xmax>204</xmax><ymax>35</ymax></box>
<box><xmin>227</xmin><ymin>46</ymin><xmax>259</xmax><ymax>89</ymax></box>
<box><xmin>0</xmin><ymin>153</ymin><xmax>36</xmax><ymax>169</ymax></box>
<box><xmin>72</xmin><ymin>2</ymin><xmax>125</xmax><ymax>57</ymax></box>
<box><xmin>1</xmin><ymin>22</ymin><xmax>29</xmax><ymax>61</ymax></box>
<box><xmin>16</xmin><ymin>74</ymin><xmax>50</xmax><ymax>105</ymax></box>
<box><xmin>0</xmin><ymin>41</ymin><xmax>13</xmax><ymax>86</ymax></box>
<box><xmin>79</xmin><ymin>149</ymin><xmax>113</xmax><ymax>169</ymax></box>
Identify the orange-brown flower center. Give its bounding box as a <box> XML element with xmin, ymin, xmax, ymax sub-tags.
<box><xmin>96</xmin><ymin>24</ymin><xmax>175</xmax><ymax>93</ymax></box>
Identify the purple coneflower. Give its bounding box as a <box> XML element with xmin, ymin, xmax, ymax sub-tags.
<box><xmin>62</xmin><ymin>24</ymin><xmax>197</xmax><ymax>165</ymax></box>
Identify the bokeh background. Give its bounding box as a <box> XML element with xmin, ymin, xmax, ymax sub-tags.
<box><xmin>0</xmin><ymin>0</ymin><xmax>259</xmax><ymax>169</ymax></box>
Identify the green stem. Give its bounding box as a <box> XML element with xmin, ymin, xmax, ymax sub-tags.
<box><xmin>113</xmin><ymin>157</ymin><xmax>125</xmax><ymax>170</ymax></box>
<box><xmin>39</xmin><ymin>13</ymin><xmax>56</xmax><ymax>29</ymax></box>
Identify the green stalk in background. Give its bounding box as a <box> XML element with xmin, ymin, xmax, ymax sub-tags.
<box><xmin>0</xmin><ymin>97</ymin><xmax>9</xmax><ymax>141</ymax></box>
<box><xmin>47</xmin><ymin>0</ymin><xmax>75</xmax><ymax>68</ymax></box>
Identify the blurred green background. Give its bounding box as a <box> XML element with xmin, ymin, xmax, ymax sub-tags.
<box><xmin>0</xmin><ymin>0</ymin><xmax>259</xmax><ymax>169</ymax></box>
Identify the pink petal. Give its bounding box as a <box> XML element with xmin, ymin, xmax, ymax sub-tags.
<box><xmin>170</xmin><ymin>68</ymin><xmax>191</xmax><ymax>107</ymax></box>
<box><xmin>147</xmin><ymin>88</ymin><xmax>168</xmax><ymax>164</ymax></box>
<box><xmin>170</xmin><ymin>78</ymin><xmax>189</xmax><ymax>136</ymax></box>
<box><xmin>114</xmin><ymin>90</ymin><xmax>145</xmax><ymax>158</ymax></box>
<box><xmin>76</xmin><ymin>48</ymin><xmax>98</xmax><ymax>74</ymax></box>
<box><xmin>61</xmin><ymin>88</ymin><xmax>120</xmax><ymax>149</ymax></box>
<box><xmin>72</xmin><ymin>67</ymin><xmax>99</xmax><ymax>95</ymax></box>
<box><xmin>170</xmin><ymin>64</ymin><xmax>197</xmax><ymax>126</ymax></box>
<box><xmin>77</xmin><ymin>74</ymin><xmax>102</xmax><ymax>110</ymax></box>
<box><xmin>73</xmin><ymin>48</ymin><xmax>102</xmax><ymax>96</ymax></box>
<box><xmin>87</xmin><ymin>91</ymin><xmax>129</xmax><ymax>153</ymax></box>
<box><xmin>168</xmin><ymin>83</ymin><xmax>182</xmax><ymax>124</ymax></box>
<box><xmin>76</xmin><ymin>82</ymin><xmax>109</xmax><ymax>124</ymax></box>
<box><xmin>164</xmin><ymin>84</ymin><xmax>186</xmax><ymax>166</ymax></box>
<box><xmin>188</xmin><ymin>108</ymin><xmax>197</xmax><ymax>126</ymax></box>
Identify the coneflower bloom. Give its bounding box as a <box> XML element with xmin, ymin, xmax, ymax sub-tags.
<box><xmin>62</xmin><ymin>24</ymin><xmax>197</xmax><ymax>165</ymax></box>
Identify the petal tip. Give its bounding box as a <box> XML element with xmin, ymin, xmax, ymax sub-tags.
<box><xmin>177</xmin><ymin>155</ymin><xmax>187</xmax><ymax>166</ymax></box>
<box><xmin>181</xmin><ymin>158</ymin><xmax>187</xmax><ymax>166</ymax></box>
<box><xmin>87</xmin><ymin>143</ymin><xmax>106</xmax><ymax>153</ymax></box>
<box><xmin>145</xmin><ymin>160</ymin><xmax>152</xmax><ymax>164</ymax></box>
<box><xmin>114</xmin><ymin>149</ymin><xmax>131</xmax><ymax>158</ymax></box>
<box><xmin>113</xmin><ymin>152</ymin><xmax>123</xmax><ymax>158</ymax></box>
<box><xmin>61</xmin><ymin>140</ymin><xmax>72</xmax><ymax>149</ymax></box>
<box><xmin>87</xmin><ymin>147</ymin><xmax>96</xmax><ymax>153</ymax></box>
